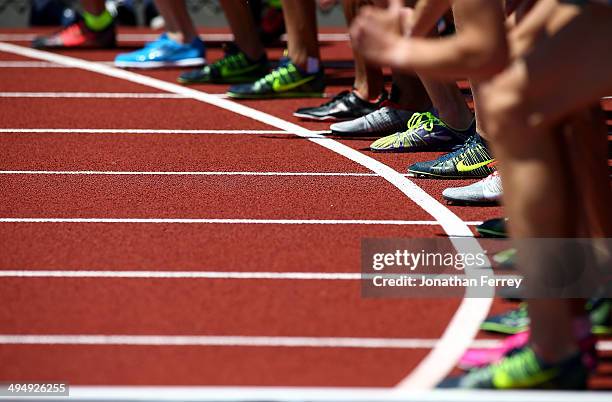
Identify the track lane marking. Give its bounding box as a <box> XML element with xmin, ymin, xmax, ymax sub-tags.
<box><xmin>0</xmin><ymin>41</ymin><xmax>492</xmax><ymax>391</ymax></box>
<box><xmin>0</xmin><ymin>170</ymin><xmax>407</xmax><ymax>177</ymax></box>
<box><xmin>0</xmin><ymin>334</ymin><xmax>609</xmax><ymax>351</ymax></box>
<box><xmin>15</xmin><ymin>387</ymin><xmax>612</xmax><ymax>402</ymax></box>
<box><xmin>0</xmin><ymin>33</ymin><xmax>349</xmax><ymax>42</ymax></box>
<box><xmin>0</xmin><ymin>128</ymin><xmax>326</xmax><ymax>135</ymax></box>
<box><xmin>0</xmin><ymin>170</ymin><xmax>376</xmax><ymax>176</ymax></box>
<box><xmin>0</xmin><ymin>91</ymin><xmax>228</xmax><ymax>98</ymax></box>
<box><xmin>0</xmin><ymin>334</ymin><xmax>465</xmax><ymax>348</ymax></box>
<box><xmin>0</xmin><ymin>218</ymin><xmax>483</xmax><ymax>225</ymax></box>
<box><xmin>0</xmin><ymin>271</ymin><xmax>508</xmax><ymax>279</ymax></box>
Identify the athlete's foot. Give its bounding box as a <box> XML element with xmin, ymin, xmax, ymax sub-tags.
<box><xmin>114</xmin><ymin>34</ymin><xmax>205</xmax><ymax>69</ymax></box>
<box><xmin>178</xmin><ymin>42</ymin><xmax>269</xmax><ymax>85</ymax></box>
<box><xmin>370</xmin><ymin>113</ymin><xmax>473</xmax><ymax>152</ymax></box>
<box><xmin>407</xmin><ymin>132</ymin><xmax>495</xmax><ymax>179</ymax></box>
<box><xmin>441</xmin><ymin>346</ymin><xmax>588</xmax><ymax>389</ymax></box>
<box><xmin>32</xmin><ymin>18</ymin><xmax>116</xmax><ymax>49</ymax></box>
<box><xmin>226</xmin><ymin>59</ymin><xmax>324</xmax><ymax>99</ymax></box>
<box><xmin>293</xmin><ymin>89</ymin><xmax>387</xmax><ymax>121</ymax></box>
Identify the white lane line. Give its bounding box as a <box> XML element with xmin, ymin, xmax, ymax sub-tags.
<box><xmin>0</xmin><ymin>41</ymin><xmax>492</xmax><ymax>391</ymax></box>
<box><xmin>0</xmin><ymin>218</ymin><xmax>482</xmax><ymax>225</ymax></box>
<box><xmin>0</xmin><ymin>91</ymin><xmax>188</xmax><ymax>98</ymax></box>
<box><xmin>0</xmin><ymin>61</ymin><xmax>68</xmax><ymax>67</ymax></box>
<box><xmin>0</xmin><ymin>170</ymin><xmax>377</xmax><ymax>177</ymax></box>
<box><xmin>0</xmin><ymin>32</ymin><xmax>349</xmax><ymax>42</ymax></box>
<box><xmin>27</xmin><ymin>387</ymin><xmax>612</xmax><ymax>402</ymax></box>
<box><xmin>0</xmin><ymin>335</ymin><xmax>462</xmax><ymax>349</ymax></box>
<box><xmin>0</xmin><ymin>271</ymin><xmax>509</xmax><ymax>279</ymax></box>
<box><xmin>0</xmin><ymin>334</ymin><xmax>610</xmax><ymax>351</ymax></box>
<box><xmin>0</xmin><ymin>271</ymin><xmax>361</xmax><ymax>279</ymax></box>
<box><xmin>0</xmin><ymin>128</ymin><xmax>324</xmax><ymax>135</ymax></box>
<box><xmin>0</xmin><ymin>91</ymin><xmax>229</xmax><ymax>99</ymax></box>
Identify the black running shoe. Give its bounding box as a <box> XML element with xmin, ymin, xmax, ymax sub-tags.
<box><xmin>407</xmin><ymin>133</ymin><xmax>495</xmax><ymax>179</ymax></box>
<box><xmin>293</xmin><ymin>89</ymin><xmax>387</xmax><ymax>121</ymax></box>
<box><xmin>477</xmin><ymin>217</ymin><xmax>508</xmax><ymax>238</ymax></box>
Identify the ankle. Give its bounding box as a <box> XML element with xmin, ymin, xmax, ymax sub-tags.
<box><xmin>353</xmin><ymin>88</ymin><xmax>383</xmax><ymax>103</ymax></box>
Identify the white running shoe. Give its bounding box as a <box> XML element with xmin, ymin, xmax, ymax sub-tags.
<box><xmin>442</xmin><ymin>170</ymin><xmax>503</xmax><ymax>204</ymax></box>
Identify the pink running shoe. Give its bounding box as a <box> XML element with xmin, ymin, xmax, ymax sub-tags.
<box><xmin>458</xmin><ymin>331</ymin><xmax>529</xmax><ymax>370</ymax></box>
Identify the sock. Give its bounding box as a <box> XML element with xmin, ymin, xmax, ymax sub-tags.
<box><xmin>83</xmin><ymin>10</ymin><xmax>113</xmax><ymax>32</ymax></box>
<box><xmin>306</xmin><ymin>57</ymin><xmax>320</xmax><ymax>74</ymax></box>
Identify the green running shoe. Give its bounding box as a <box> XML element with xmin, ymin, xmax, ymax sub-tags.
<box><xmin>441</xmin><ymin>346</ymin><xmax>588</xmax><ymax>389</ymax></box>
<box><xmin>226</xmin><ymin>60</ymin><xmax>325</xmax><ymax>99</ymax></box>
<box><xmin>407</xmin><ymin>133</ymin><xmax>495</xmax><ymax>179</ymax></box>
<box><xmin>481</xmin><ymin>304</ymin><xmax>529</xmax><ymax>335</ymax></box>
<box><xmin>370</xmin><ymin>112</ymin><xmax>473</xmax><ymax>152</ymax></box>
<box><xmin>493</xmin><ymin>248</ymin><xmax>517</xmax><ymax>269</ymax></box>
<box><xmin>588</xmin><ymin>298</ymin><xmax>612</xmax><ymax>336</ymax></box>
<box><xmin>178</xmin><ymin>43</ymin><xmax>269</xmax><ymax>84</ymax></box>
<box><xmin>482</xmin><ymin>299</ymin><xmax>612</xmax><ymax>335</ymax></box>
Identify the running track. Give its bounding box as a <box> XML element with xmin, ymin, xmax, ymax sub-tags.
<box><xmin>0</xmin><ymin>28</ymin><xmax>611</xmax><ymax>398</ymax></box>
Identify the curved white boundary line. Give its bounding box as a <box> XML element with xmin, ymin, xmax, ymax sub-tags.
<box><xmin>0</xmin><ymin>41</ymin><xmax>493</xmax><ymax>390</ymax></box>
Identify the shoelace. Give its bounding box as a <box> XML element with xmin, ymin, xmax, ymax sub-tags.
<box><xmin>406</xmin><ymin>112</ymin><xmax>440</xmax><ymax>133</ymax></box>
<box><xmin>212</xmin><ymin>52</ymin><xmax>247</xmax><ymax>70</ymax></box>
<box><xmin>502</xmin><ymin>306</ymin><xmax>528</xmax><ymax>323</ymax></box>
<box><xmin>436</xmin><ymin>135</ymin><xmax>477</xmax><ymax>163</ymax></box>
<box><xmin>256</xmin><ymin>63</ymin><xmax>296</xmax><ymax>86</ymax></box>
<box><xmin>394</xmin><ymin>112</ymin><xmax>442</xmax><ymax>145</ymax></box>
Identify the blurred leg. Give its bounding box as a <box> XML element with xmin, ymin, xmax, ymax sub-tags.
<box><xmin>154</xmin><ymin>0</ymin><xmax>198</xmax><ymax>43</ymax></box>
<box><xmin>281</xmin><ymin>0</ymin><xmax>320</xmax><ymax>69</ymax></box>
<box><xmin>81</xmin><ymin>0</ymin><xmax>106</xmax><ymax>15</ymax></box>
<box><xmin>344</xmin><ymin>0</ymin><xmax>385</xmax><ymax>99</ymax></box>
<box><xmin>220</xmin><ymin>0</ymin><xmax>265</xmax><ymax>60</ymax></box>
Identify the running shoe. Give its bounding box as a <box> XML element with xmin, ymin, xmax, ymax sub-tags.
<box><xmin>588</xmin><ymin>298</ymin><xmax>612</xmax><ymax>336</ymax></box>
<box><xmin>407</xmin><ymin>133</ymin><xmax>495</xmax><ymax>179</ymax></box>
<box><xmin>477</xmin><ymin>217</ymin><xmax>508</xmax><ymax>238</ymax></box>
<box><xmin>114</xmin><ymin>34</ymin><xmax>206</xmax><ymax>68</ymax></box>
<box><xmin>442</xmin><ymin>170</ymin><xmax>502</xmax><ymax>204</ymax></box>
<box><xmin>493</xmin><ymin>248</ymin><xmax>517</xmax><ymax>269</ymax></box>
<box><xmin>459</xmin><ymin>331</ymin><xmax>530</xmax><ymax>370</ymax></box>
<box><xmin>178</xmin><ymin>42</ymin><xmax>269</xmax><ymax>85</ymax></box>
<box><xmin>293</xmin><ymin>89</ymin><xmax>387</xmax><ymax>121</ymax></box>
<box><xmin>226</xmin><ymin>60</ymin><xmax>325</xmax><ymax>99</ymax></box>
<box><xmin>370</xmin><ymin>112</ymin><xmax>473</xmax><ymax>152</ymax></box>
<box><xmin>442</xmin><ymin>346</ymin><xmax>588</xmax><ymax>389</ymax></box>
<box><xmin>481</xmin><ymin>300</ymin><xmax>612</xmax><ymax>335</ymax></box>
<box><xmin>329</xmin><ymin>102</ymin><xmax>418</xmax><ymax>136</ymax></box>
<box><xmin>32</xmin><ymin>19</ymin><xmax>116</xmax><ymax>49</ymax></box>
<box><xmin>481</xmin><ymin>304</ymin><xmax>529</xmax><ymax>335</ymax></box>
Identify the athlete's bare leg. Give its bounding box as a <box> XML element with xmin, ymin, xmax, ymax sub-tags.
<box><xmin>482</xmin><ymin>0</ymin><xmax>612</xmax><ymax>362</ymax></box>
<box><xmin>219</xmin><ymin>0</ymin><xmax>266</xmax><ymax>60</ymax></box>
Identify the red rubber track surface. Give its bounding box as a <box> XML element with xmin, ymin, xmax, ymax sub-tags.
<box><xmin>0</xmin><ymin>27</ymin><xmax>610</xmax><ymax>389</ymax></box>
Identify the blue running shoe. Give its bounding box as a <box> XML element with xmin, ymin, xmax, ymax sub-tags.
<box><xmin>370</xmin><ymin>112</ymin><xmax>473</xmax><ymax>152</ymax></box>
<box><xmin>114</xmin><ymin>33</ymin><xmax>205</xmax><ymax>69</ymax></box>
